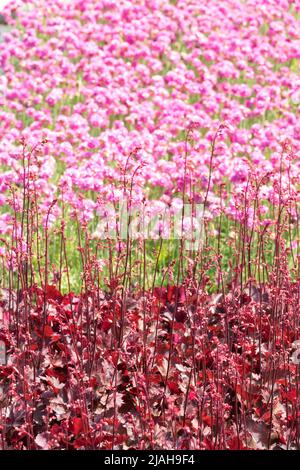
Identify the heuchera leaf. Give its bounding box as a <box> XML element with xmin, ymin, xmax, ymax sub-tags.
<box><xmin>44</xmin><ymin>325</ymin><xmax>54</xmax><ymax>338</ymax></box>
<box><xmin>167</xmin><ymin>381</ymin><xmax>181</xmax><ymax>394</ymax></box>
<box><xmin>45</xmin><ymin>285</ymin><xmax>63</xmax><ymax>303</ymax></box>
<box><xmin>72</xmin><ymin>417</ymin><xmax>83</xmax><ymax>436</ymax></box>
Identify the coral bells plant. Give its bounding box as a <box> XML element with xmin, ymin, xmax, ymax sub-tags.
<box><xmin>0</xmin><ymin>0</ymin><xmax>299</xmax><ymax>451</ymax></box>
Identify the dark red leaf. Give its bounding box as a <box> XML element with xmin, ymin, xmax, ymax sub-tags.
<box><xmin>168</xmin><ymin>381</ymin><xmax>181</xmax><ymax>394</ymax></box>
<box><xmin>43</xmin><ymin>325</ymin><xmax>54</xmax><ymax>338</ymax></box>
<box><xmin>72</xmin><ymin>417</ymin><xmax>83</xmax><ymax>435</ymax></box>
<box><xmin>45</xmin><ymin>285</ymin><xmax>63</xmax><ymax>303</ymax></box>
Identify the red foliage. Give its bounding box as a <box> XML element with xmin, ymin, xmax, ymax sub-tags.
<box><xmin>0</xmin><ymin>280</ymin><xmax>299</xmax><ymax>450</ymax></box>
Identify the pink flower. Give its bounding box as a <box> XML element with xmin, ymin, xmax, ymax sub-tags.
<box><xmin>89</xmin><ymin>113</ymin><xmax>104</xmax><ymax>128</ymax></box>
<box><xmin>46</xmin><ymin>88</ymin><xmax>63</xmax><ymax>107</ymax></box>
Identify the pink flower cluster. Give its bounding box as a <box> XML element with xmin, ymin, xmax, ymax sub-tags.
<box><xmin>0</xmin><ymin>0</ymin><xmax>300</xmax><ymax>227</ymax></box>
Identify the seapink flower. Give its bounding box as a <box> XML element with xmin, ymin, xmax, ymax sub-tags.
<box><xmin>0</xmin><ymin>0</ymin><xmax>299</xmax><ymax>236</ymax></box>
